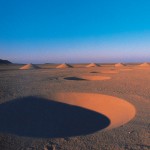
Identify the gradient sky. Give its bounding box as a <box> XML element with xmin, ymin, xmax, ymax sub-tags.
<box><xmin>0</xmin><ymin>0</ymin><xmax>150</xmax><ymax>63</ymax></box>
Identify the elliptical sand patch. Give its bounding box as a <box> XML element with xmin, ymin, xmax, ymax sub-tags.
<box><xmin>101</xmin><ymin>70</ymin><xmax>118</xmax><ymax>74</ymax></box>
<box><xmin>52</xmin><ymin>93</ymin><xmax>136</xmax><ymax>130</ymax></box>
<box><xmin>64</xmin><ymin>76</ymin><xmax>111</xmax><ymax>81</ymax></box>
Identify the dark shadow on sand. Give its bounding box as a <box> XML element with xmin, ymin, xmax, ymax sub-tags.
<box><xmin>0</xmin><ymin>97</ymin><xmax>110</xmax><ymax>138</ymax></box>
<box><xmin>90</xmin><ymin>71</ymin><xmax>99</xmax><ymax>73</ymax></box>
<box><xmin>64</xmin><ymin>77</ymin><xmax>86</xmax><ymax>81</ymax></box>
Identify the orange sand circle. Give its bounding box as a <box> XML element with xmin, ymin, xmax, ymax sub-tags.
<box><xmin>101</xmin><ymin>70</ymin><xmax>118</xmax><ymax>74</ymax></box>
<box><xmin>78</xmin><ymin>75</ymin><xmax>111</xmax><ymax>81</ymax></box>
<box><xmin>51</xmin><ymin>92</ymin><xmax>136</xmax><ymax>130</ymax></box>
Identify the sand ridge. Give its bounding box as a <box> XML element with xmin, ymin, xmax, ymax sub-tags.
<box><xmin>51</xmin><ymin>92</ymin><xmax>136</xmax><ymax>129</ymax></box>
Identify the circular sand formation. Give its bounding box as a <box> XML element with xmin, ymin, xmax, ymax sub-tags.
<box><xmin>52</xmin><ymin>92</ymin><xmax>136</xmax><ymax>130</ymax></box>
<box><xmin>101</xmin><ymin>70</ymin><xmax>118</xmax><ymax>74</ymax></box>
<box><xmin>0</xmin><ymin>96</ymin><xmax>109</xmax><ymax>138</ymax></box>
<box><xmin>56</xmin><ymin>63</ymin><xmax>73</xmax><ymax>69</ymax></box>
<box><xmin>20</xmin><ymin>64</ymin><xmax>40</xmax><ymax>70</ymax></box>
<box><xmin>64</xmin><ymin>76</ymin><xmax>111</xmax><ymax>81</ymax></box>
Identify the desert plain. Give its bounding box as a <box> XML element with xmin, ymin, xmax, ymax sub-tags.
<box><xmin>0</xmin><ymin>63</ymin><xmax>149</xmax><ymax>150</ymax></box>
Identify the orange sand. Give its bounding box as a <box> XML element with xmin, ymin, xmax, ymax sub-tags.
<box><xmin>115</xmin><ymin>63</ymin><xmax>125</xmax><ymax>67</ymax></box>
<box><xmin>138</xmin><ymin>62</ymin><xmax>150</xmax><ymax>67</ymax></box>
<box><xmin>52</xmin><ymin>92</ymin><xmax>136</xmax><ymax>129</ymax></box>
<box><xmin>86</xmin><ymin>63</ymin><xmax>99</xmax><ymax>67</ymax></box>
<box><xmin>101</xmin><ymin>70</ymin><xmax>118</xmax><ymax>74</ymax></box>
<box><xmin>120</xmin><ymin>69</ymin><xmax>133</xmax><ymax>71</ymax></box>
<box><xmin>81</xmin><ymin>75</ymin><xmax>110</xmax><ymax>80</ymax></box>
<box><xmin>56</xmin><ymin>63</ymin><xmax>73</xmax><ymax>68</ymax></box>
<box><xmin>20</xmin><ymin>64</ymin><xmax>40</xmax><ymax>70</ymax></box>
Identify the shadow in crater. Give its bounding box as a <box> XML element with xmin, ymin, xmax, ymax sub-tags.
<box><xmin>0</xmin><ymin>97</ymin><xmax>110</xmax><ymax>138</ymax></box>
<box><xmin>90</xmin><ymin>71</ymin><xmax>99</xmax><ymax>73</ymax></box>
<box><xmin>64</xmin><ymin>77</ymin><xmax>86</xmax><ymax>81</ymax></box>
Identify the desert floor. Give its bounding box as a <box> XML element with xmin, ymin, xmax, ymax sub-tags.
<box><xmin>0</xmin><ymin>64</ymin><xmax>149</xmax><ymax>150</ymax></box>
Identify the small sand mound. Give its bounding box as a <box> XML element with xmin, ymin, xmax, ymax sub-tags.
<box><xmin>115</xmin><ymin>63</ymin><xmax>125</xmax><ymax>67</ymax></box>
<box><xmin>139</xmin><ymin>62</ymin><xmax>150</xmax><ymax>67</ymax></box>
<box><xmin>20</xmin><ymin>64</ymin><xmax>40</xmax><ymax>70</ymax></box>
<box><xmin>86</xmin><ymin>63</ymin><xmax>99</xmax><ymax>67</ymax></box>
<box><xmin>56</xmin><ymin>63</ymin><xmax>73</xmax><ymax>69</ymax></box>
<box><xmin>64</xmin><ymin>76</ymin><xmax>111</xmax><ymax>81</ymax></box>
<box><xmin>52</xmin><ymin>92</ymin><xmax>136</xmax><ymax>129</ymax></box>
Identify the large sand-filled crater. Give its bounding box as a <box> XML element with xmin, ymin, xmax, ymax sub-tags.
<box><xmin>0</xmin><ymin>96</ymin><xmax>110</xmax><ymax>138</ymax></box>
<box><xmin>0</xmin><ymin>93</ymin><xmax>136</xmax><ymax>138</ymax></box>
<box><xmin>52</xmin><ymin>92</ymin><xmax>136</xmax><ymax>130</ymax></box>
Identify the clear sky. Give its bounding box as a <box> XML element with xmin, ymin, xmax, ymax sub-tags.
<box><xmin>0</xmin><ymin>0</ymin><xmax>150</xmax><ymax>63</ymax></box>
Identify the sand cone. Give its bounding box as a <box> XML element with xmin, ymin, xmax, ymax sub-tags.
<box><xmin>20</xmin><ymin>64</ymin><xmax>40</xmax><ymax>70</ymax></box>
<box><xmin>115</xmin><ymin>63</ymin><xmax>125</xmax><ymax>67</ymax></box>
<box><xmin>56</xmin><ymin>63</ymin><xmax>73</xmax><ymax>69</ymax></box>
<box><xmin>139</xmin><ymin>62</ymin><xmax>150</xmax><ymax>67</ymax></box>
<box><xmin>86</xmin><ymin>63</ymin><xmax>99</xmax><ymax>67</ymax></box>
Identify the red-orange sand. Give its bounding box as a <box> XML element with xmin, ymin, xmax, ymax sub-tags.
<box><xmin>86</xmin><ymin>63</ymin><xmax>99</xmax><ymax>67</ymax></box>
<box><xmin>79</xmin><ymin>75</ymin><xmax>111</xmax><ymax>80</ymax></box>
<box><xmin>52</xmin><ymin>92</ymin><xmax>136</xmax><ymax>129</ymax></box>
<box><xmin>56</xmin><ymin>63</ymin><xmax>73</xmax><ymax>68</ymax></box>
<box><xmin>101</xmin><ymin>70</ymin><xmax>118</xmax><ymax>74</ymax></box>
<box><xmin>20</xmin><ymin>64</ymin><xmax>40</xmax><ymax>69</ymax></box>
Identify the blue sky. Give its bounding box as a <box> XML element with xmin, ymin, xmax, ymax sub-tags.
<box><xmin>0</xmin><ymin>0</ymin><xmax>150</xmax><ymax>63</ymax></box>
